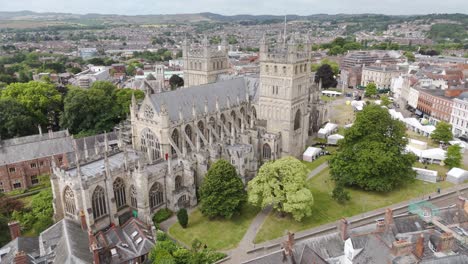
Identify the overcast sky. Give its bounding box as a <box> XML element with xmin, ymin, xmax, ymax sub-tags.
<box><xmin>1</xmin><ymin>0</ymin><xmax>467</xmax><ymax>16</ymax></box>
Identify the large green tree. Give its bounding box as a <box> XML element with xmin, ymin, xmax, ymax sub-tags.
<box><xmin>365</xmin><ymin>82</ymin><xmax>377</xmax><ymax>97</ymax></box>
<box><xmin>445</xmin><ymin>144</ymin><xmax>462</xmax><ymax>168</ymax></box>
<box><xmin>329</xmin><ymin>104</ymin><xmax>417</xmax><ymax>192</ymax></box>
<box><xmin>0</xmin><ymin>98</ymin><xmax>37</xmax><ymax>138</ymax></box>
<box><xmin>0</xmin><ymin>81</ymin><xmax>62</xmax><ymax>128</ymax></box>
<box><xmin>248</xmin><ymin>157</ymin><xmax>314</xmax><ymax>221</ymax></box>
<box><xmin>199</xmin><ymin>160</ymin><xmax>246</xmax><ymax>219</ymax></box>
<box><xmin>115</xmin><ymin>88</ymin><xmax>144</xmax><ymax>118</ymax></box>
<box><xmin>314</xmin><ymin>64</ymin><xmax>337</xmax><ymax>88</ymax></box>
<box><xmin>431</xmin><ymin>121</ymin><xmax>453</xmax><ymax>144</ymax></box>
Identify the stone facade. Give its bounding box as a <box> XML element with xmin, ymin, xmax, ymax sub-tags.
<box><xmin>51</xmin><ymin>34</ymin><xmax>322</xmax><ymax>233</ymax></box>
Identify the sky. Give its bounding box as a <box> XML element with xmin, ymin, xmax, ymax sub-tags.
<box><xmin>1</xmin><ymin>0</ymin><xmax>467</xmax><ymax>16</ymax></box>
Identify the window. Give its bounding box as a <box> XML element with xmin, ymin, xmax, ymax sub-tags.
<box><xmin>58</xmin><ymin>157</ymin><xmax>63</xmax><ymax>164</ymax></box>
<box><xmin>175</xmin><ymin>176</ymin><xmax>183</xmax><ymax>191</ymax></box>
<box><xmin>39</xmin><ymin>161</ymin><xmax>44</xmax><ymax>167</ymax></box>
<box><xmin>263</xmin><ymin>143</ymin><xmax>271</xmax><ymax>160</ymax></box>
<box><xmin>13</xmin><ymin>180</ymin><xmax>21</xmax><ymax>189</ymax></box>
<box><xmin>30</xmin><ymin>163</ymin><xmax>37</xmax><ymax>169</ymax></box>
<box><xmin>8</xmin><ymin>167</ymin><xmax>15</xmax><ymax>173</ymax></box>
<box><xmin>141</xmin><ymin>129</ymin><xmax>161</xmax><ymax>162</ymax></box>
<box><xmin>130</xmin><ymin>185</ymin><xmax>138</xmax><ymax>208</ymax></box>
<box><xmin>113</xmin><ymin>178</ymin><xmax>126</xmax><ymax>210</ymax></box>
<box><xmin>144</xmin><ymin>105</ymin><xmax>154</xmax><ymax>119</ymax></box>
<box><xmin>294</xmin><ymin>109</ymin><xmax>301</xmax><ymax>130</ymax></box>
<box><xmin>171</xmin><ymin>129</ymin><xmax>180</xmax><ymax>156</ymax></box>
<box><xmin>31</xmin><ymin>175</ymin><xmax>39</xmax><ymax>185</ymax></box>
<box><xmin>92</xmin><ymin>186</ymin><xmax>107</xmax><ymax>219</ymax></box>
<box><xmin>64</xmin><ymin>186</ymin><xmax>76</xmax><ymax>216</ymax></box>
<box><xmin>149</xmin><ymin>182</ymin><xmax>164</xmax><ymax>210</ymax></box>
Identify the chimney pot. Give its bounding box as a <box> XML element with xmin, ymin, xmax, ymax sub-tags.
<box><xmin>415</xmin><ymin>233</ymin><xmax>424</xmax><ymax>258</ymax></box>
<box><xmin>385</xmin><ymin>208</ymin><xmax>393</xmax><ymax>229</ymax></box>
<box><xmin>8</xmin><ymin>221</ymin><xmax>21</xmax><ymax>240</ymax></box>
<box><xmin>14</xmin><ymin>251</ymin><xmax>28</xmax><ymax>264</ymax></box>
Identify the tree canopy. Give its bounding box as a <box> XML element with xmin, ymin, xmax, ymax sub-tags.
<box><xmin>445</xmin><ymin>144</ymin><xmax>462</xmax><ymax>168</ymax></box>
<box><xmin>365</xmin><ymin>82</ymin><xmax>377</xmax><ymax>97</ymax></box>
<box><xmin>311</xmin><ymin>59</ymin><xmax>340</xmax><ymax>75</ymax></box>
<box><xmin>248</xmin><ymin>157</ymin><xmax>314</xmax><ymax>221</ymax></box>
<box><xmin>329</xmin><ymin>104</ymin><xmax>417</xmax><ymax>192</ymax></box>
<box><xmin>0</xmin><ymin>81</ymin><xmax>62</xmax><ymax>128</ymax></box>
<box><xmin>199</xmin><ymin>159</ymin><xmax>246</xmax><ymax>219</ymax></box>
<box><xmin>169</xmin><ymin>74</ymin><xmax>184</xmax><ymax>90</ymax></box>
<box><xmin>0</xmin><ymin>98</ymin><xmax>38</xmax><ymax>138</ymax></box>
<box><xmin>314</xmin><ymin>64</ymin><xmax>337</xmax><ymax>89</ymax></box>
<box><xmin>430</xmin><ymin>121</ymin><xmax>453</xmax><ymax>144</ymax></box>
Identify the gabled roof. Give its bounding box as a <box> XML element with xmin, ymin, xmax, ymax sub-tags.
<box><xmin>0</xmin><ymin>237</ymin><xmax>39</xmax><ymax>264</ymax></box>
<box><xmin>147</xmin><ymin>77</ymin><xmax>253</xmax><ymax>122</ymax></box>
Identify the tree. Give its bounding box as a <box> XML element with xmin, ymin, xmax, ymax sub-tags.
<box><xmin>169</xmin><ymin>75</ymin><xmax>184</xmax><ymax>90</ymax></box>
<box><xmin>248</xmin><ymin>157</ymin><xmax>314</xmax><ymax>221</ymax></box>
<box><xmin>199</xmin><ymin>160</ymin><xmax>246</xmax><ymax>219</ymax></box>
<box><xmin>311</xmin><ymin>59</ymin><xmax>339</xmax><ymax>75</ymax></box>
<box><xmin>380</xmin><ymin>95</ymin><xmax>392</xmax><ymax>107</ymax></box>
<box><xmin>0</xmin><ymin>98</ymin><xmax>37</xmax><ymax>139</ymax></box>
<box><xmin>0</xmin><ymin>81</ymin><xmax>62</xmax><ymax>128</ymax></box>
<box><xmin>11</xmin><ymin>189</ymin><xmax>53</xmax><ymax>234</ymax></box>
<box><xmin>329</xmin><ymin>104</ymin><xmax>417</xmax><ymax>192</ymax></box>
<box><xmin>431</xmin><ymin>121</ymin><xmax>453</xmax><ymax>144</ymax></box>
<box><xmin>332</xmin><ymin>183</ymin><xmax>350</xmax><ymax>204</ymax></box>
<box><xmin>314</xmin><ymin>64</ymin><xmax>337</xmax><ymax>89</ymax></box>
<box><xmin>404</xmin><ymin>51</ymin><xmax>415</xmax><ymax>62</ymax></box>
<box><xmin>115</xmin><ymin>89</ymin><xmax>144</xmax><ymax>117</ymax></box>
<box><xmin>365</xmin><ymin>82</ymin><xmax>377</xmax><ymax>97</ymax></box>
<box><xmin>177</xmin><ymin>209</ymin><xmax>188</xmax><ymax>228</ymax></box>
<box><xmin>445</xmin><ymin>144</ymin><xmax>462</xmax><ymax>168</ymax></box>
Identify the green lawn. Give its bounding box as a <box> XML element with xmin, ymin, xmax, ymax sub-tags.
<box><xmin>169</xmin><ymin>204</ymin><xmax>260</xmax><ymax>250</ymax></box>
<box><xmin>321</xmin><ymin>95</ymin><xmax>337</xmax><ymax>102</ymax></box>
<box><xmin>254</xmin><ymin>168</ymin><xmax>453</xmax><ymax>243</ymax></box>
<box><xmin>332</xmin><ymin>103</ymin><xmax>355</xmax><ymax>126</ymax></box>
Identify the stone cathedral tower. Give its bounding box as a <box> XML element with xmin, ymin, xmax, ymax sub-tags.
<box><xmin>257</xmin><ymin>33</ymin><xmax>312</xmax><ymax>157</ymax></box>
<box><xmin>183</xmin><ymin>36</ymin><xmax>229</xmax><ymax>88</ymax></box>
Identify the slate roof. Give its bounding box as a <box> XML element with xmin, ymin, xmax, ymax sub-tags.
<box><xmin>0</xmin><ymin>131</ymin><xmax>74</xmax><ymax>165</ymax></box>
<box><xmin>420</xmin><ymin>254</ymin><xmax>468</xmax><ymax>264</ymax></box>
<box><xmin>0</xmin><ymin>237</ymin><xmax>39</xmax><ymax>264</ymax></box>
<box><xmin>95</xmin><ymin>218</ymin><xmax>155</xmax><ymax>263</ymax></box>
<box><xmin>147</xmin><ymin>77</ymin><xmax>257</xmax><ymax>122</ymax></box>
<box><xmin>38</xmin><ymin>219</ymin><xmax>93</xmax><ymax>264</ymax></box>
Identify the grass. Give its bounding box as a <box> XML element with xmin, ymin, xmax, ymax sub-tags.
<box><xmin>331</xmin><ymin>103</ymin><xmax>355</xmax><ymax>126</ymax></box>
<box><xmin>254</xmin><ymin>168</ymin><xmax>453</xmax><ymax>243</ymax></box>
<box><xmin>321</xmin><ymin>95</ymin><xmax>337</xmax><ymax>102</ymax></box>
<box><xmin>169</xmin><ymin>204</ymin><xmax>260</xmax><ymax>250</ymax></box>
<box><xmin>301</xmin><ymin>157</ymin><xmax>330</xmax><ymax>173</ymax></box>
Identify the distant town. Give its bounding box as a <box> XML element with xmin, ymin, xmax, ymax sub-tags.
<box><xmin>0</xmin><ymin>10</ymin><xmax>467</xmax><ymax>264</ymax></box>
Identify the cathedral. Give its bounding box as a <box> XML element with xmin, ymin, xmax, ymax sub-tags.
<box><xmin>51</xmin><ymin>33</ymin><xmax>325</xmax><ymax>233</ymax></box>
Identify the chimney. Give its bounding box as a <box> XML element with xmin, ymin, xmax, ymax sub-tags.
<box><xmin>14</xmin><ymin>251</ymin><xmax>28</xmax><ymax>264</ymax></box>
<box><xmin>338</xmin><ymin>218</ymin><xmax>349</xmax><ymax>241</ymax></box>
<box><xmin>8</xmin><ymin>221</ymin><xmax>21</xmax><ymax>240</ymax></box>
<box><xmin>414</xmin><ymin>233</ymin><xmax>424</xmax><ymax>258</ymax></box>
<box><xmin>283</xmin><ymin>232</ymin><xmax>295</xmax><ymax>256</ymax></box>
<box><xmin>80</xmin><ymin>210</ymin><xmax>87</xmax><ymax>231</ymax></box>
<box><xmin>457</xmin><ymin>196</ymin><xmax>465</xmax><ymax>210</ymax></box>
<box><xmin>437</xmin><ymin>232</ymin><xmax>454</xmax><ymax>252</ymax></box>
<box><xmin>392</xmin><ymin>240</ymin><xmax>413</xmax><ymax>256</ymax></box>
<box><xmin>376</xmin><ymin>219</ymin><xmax>385</xmax><ymax>233</ymax></box>
<box><xmin>91</xmin><ymin>242</ymin><xmax>100</xmax><ymax>264</ymax></box>
<box><xmin>385</xmin><ymin>208</ymin><xmax>393</xmax><ymax>229</ymax></box>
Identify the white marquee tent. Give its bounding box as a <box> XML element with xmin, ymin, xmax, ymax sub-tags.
<box><xmin>327</xmin><ymin>134</ymin><xmax>344</xmax><ymax>145</ymax></box>
<box><xmin>302</xmin><ymin>147</ymin><xmax>322</xmax><ymax>162</ymax></box>
<box><xmin>446</xmin><ymin>168</ymin><xmax>468</xmax><ymax>184</ymax></box>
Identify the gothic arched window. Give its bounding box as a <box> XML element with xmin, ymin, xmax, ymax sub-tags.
<box><xmin>294</xmin><ymin>109</ymin><xmax>301</xmax><ymax>130</ymax></box>
<box><xmin>113</xmin><ymin>178</ymin><xmax>126</xmax><ymax>210</ymax></box>
<box><xmin>175</xmin><ymin>176</ymin><xmax>183</xmax><ymax>191</ymax></box>
<box><xmin>149</xmin><ymin>182</ymin><xmax>164</xmax><ymax>210</ymax></box>
<box><xmin>64</xmin><ymin>186</ymin><xmax>76</xmax><ymax>216</ymax></box>
<box><xmin>130</xmin><ymin>185</ymin><xmax>137</xmax><ymax>208</ymax></box>
<box><xmin>263</xmin><ymin>143</ymin><xmax>271</xmax><ymax>160</ymax></box>
<box><xmin>171</xmin><ymin>129</ymin><xmax>180</xmax><ymax>156</ymax></box>
<box><xmin>141</xmin><ymin>129</ymin><xmax>161</xmax><ymax>162</ymax></box>
<box><xmin>92</xmin><ymin>186</ymin><xmax>107</xmax><ymax>219</ymax></box>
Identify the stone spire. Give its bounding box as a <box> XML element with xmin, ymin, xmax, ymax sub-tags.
<box><xmin>204</xmin><ymin>98</ymin><xmax>209</xmax><ymax>114</ymax></box>
<box><xmin>192</xmin><ymin>101</ymin><xmax>197</xmax><ymax>118</ymax></box>
<box><xmin>178</xmin><ymin>107</ymin><xmax>183</xmax><ymax>121</ymax></box>
<box><xmin>215</xmin><ymin>97</ymin><xmax>220</xmax><ymax>111</ymax></box>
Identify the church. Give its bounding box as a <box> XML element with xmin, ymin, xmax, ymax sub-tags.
<box><xmin>51</xmin><ymin>33</ymin><xmax>325</xmax><ymax>233</ymax></box>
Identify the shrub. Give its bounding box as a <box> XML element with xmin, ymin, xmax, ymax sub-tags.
<box><xmin>332</xmin><ymin>183</ymin><xmax>351</xmax><ymax>204</ymax></box>
<box><xmin>152</xmin><ymin>208</ymin><xmax>173</xmax><ymax>224</ymax></box>
<box><xmin>177</xmin><ymin>208</ymin><xmax>188</xmax><ymax>228</ymax></box>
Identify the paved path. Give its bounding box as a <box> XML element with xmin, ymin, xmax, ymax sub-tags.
<box><xmin>222</xmin><ymin>162</ymin><xmax>330</xmax><ymax>263</ymax></box>
<box><xmin>307</xmin><ymin>163</ymin><xmax>328</xmax><ymax>180</ymax></box>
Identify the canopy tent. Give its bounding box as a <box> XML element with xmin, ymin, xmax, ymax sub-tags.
<box><xmin>413</xmin><ymin>167</ymin><xmax>438</xmax><ymax>183</ymax></box>
<box><xmin>317</xmin><ymin>123</ymin><xmax>338</xmax><ymax>139</ymax></box>
<box><xmin>446</xmin><ymin>168</ymin><xmax>468</xmax><ymax>184</ymax></box>
<box><xmin>406</xmin><ymin>145</ymin><xmax>446</xmax><ymax>164</ymax></box>
<box><xmin>351</xmin><ymin>100</ymin><xmax>365</xmax><ymax>111</ymax></box>
<box><xmin>302</xmin><ymin>147</ymin><xmax>322</xmax><ymax>162</ymax></box>
<box><xmin>327</xmin><ymin>134</ymin><xmax>344</xmax><ymax>145</ymax></box>
<box><xmin>408</xmin><ymin>138</ymin><xmax>428</xmax><ymax>150</ymax></box>
<box><xmin>344</xmin><ymin>123</ymin><xmax>353</xmax><ymax>129</ymax></box>
<box><xmin>322</xmin><ymin>91</ymin><xmax>342</xmax><ymax>97</ymax></box>
<box><xmin>388</xmin><ymin>109</ymin><xmax>405</xmax><ymax>121</ymax></box>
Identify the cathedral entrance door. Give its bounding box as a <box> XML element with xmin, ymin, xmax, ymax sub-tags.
<box><xmin>177</xmin><ymin>195</ymin><xmax>190</xmax><ymax>209</ymax></box>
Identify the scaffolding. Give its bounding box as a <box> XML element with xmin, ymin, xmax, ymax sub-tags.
<box><xmin>408</xmin><ymin>201</ymin><xmax>440</xmax><ymax>222</ymax></box>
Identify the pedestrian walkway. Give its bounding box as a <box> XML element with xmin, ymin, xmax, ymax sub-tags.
<box><xmin>307</xmin><ymin>163</ymin><xmax>328</xmax><ymax>180</ymax></box>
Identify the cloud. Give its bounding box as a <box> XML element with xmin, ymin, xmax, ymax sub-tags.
<box><xmin>1</xmin><ymin>0</ymin><xmax>467</xmax><ymax>15</ymax></box>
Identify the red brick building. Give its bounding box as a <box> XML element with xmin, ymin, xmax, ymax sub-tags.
<box><xmin>0</xmin><ymin>130</ymin><xmax>73</xmax><ymax>193</ymax></box>
<box><xmin>417</xmin><ymin>88</ymin><xmax>468</xmax><ymax>123</ymax></box>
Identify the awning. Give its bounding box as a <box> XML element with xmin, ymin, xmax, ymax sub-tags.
<box><xmin>415</xmin><ymin>110</ymin><xmax>423</xmax><ymax>116</ymax></box>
